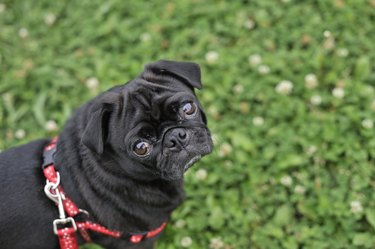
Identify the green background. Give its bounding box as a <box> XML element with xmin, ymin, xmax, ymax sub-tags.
<box><xmin>1</xmin><ymin>0</ymin><xmax>375</xmax><ymax>248</ymax></box>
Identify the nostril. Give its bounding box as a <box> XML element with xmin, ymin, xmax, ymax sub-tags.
<box><xmin>166</xmin><ymin>138</ymin><xmax>177</xmax><ymax>148</ymax></box>
<box><xmin>178</xmin><ymin>130</ymin><xmax>187</xmax><ymax>140</ymax></box>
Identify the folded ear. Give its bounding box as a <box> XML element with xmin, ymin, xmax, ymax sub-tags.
<box><xmin>142</xmin><ymin>60</ymin><xmax>202</xmax><ymax>89</ymax></box>
<box><xmin>81</xmin><ymin>92</ymin><xmax>120</xmax><ymax>154</ymax></box>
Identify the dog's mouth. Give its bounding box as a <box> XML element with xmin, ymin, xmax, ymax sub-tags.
<box><xmin>157</xmin><ymin>129</ymin><xmax>213</xmax><ymax>180</ymax></box>
<box><xmin>157</xmin><ymin>148</ymin><xmax>211</xmax><ymax>180</ymax></box>
<box><xmin>184</xmin><ymin>155</ymin><xmax>202</xmax><ymax>172</ymax></box>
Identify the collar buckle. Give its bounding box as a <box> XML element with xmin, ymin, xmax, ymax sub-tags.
<box><xmin>53</xmin><ymin>217</ymin><xmax>77</xmax><ymax>235</ymax></box>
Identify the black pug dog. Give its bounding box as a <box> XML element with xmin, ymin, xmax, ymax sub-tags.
<box><xmin>0</xmin><ymin>60</ymin><xmax>213</xmax><ymax>249</ymax></box>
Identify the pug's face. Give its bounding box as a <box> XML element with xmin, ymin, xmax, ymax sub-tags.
<box><xmin>82</xmin><ymin>60</ymin><xmax>213</xmax><ymax>181</ymax></box>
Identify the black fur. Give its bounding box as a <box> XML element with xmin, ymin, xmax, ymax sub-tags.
<box><xmin>0</xmin><ymin>60</ymin><xmax>213</xmax><ymax>249</ymax></box>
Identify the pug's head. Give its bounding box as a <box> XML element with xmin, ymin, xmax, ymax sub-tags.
<box><xmin>81</xmin><ymin>60</ymin><xmax>213</xmax><ymax>181</ymax></box>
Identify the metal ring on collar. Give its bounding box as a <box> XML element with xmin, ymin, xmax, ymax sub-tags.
<box><xmin>44</xmin><ymin>172</ymin><xmax>61</xmax><ymax>204</ymax></box>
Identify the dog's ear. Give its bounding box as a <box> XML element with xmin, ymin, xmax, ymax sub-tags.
<box><xmin>81</xmin><ymin>92</ymin><xmax>120</xmax><ymax>154</ymax></box>
<box><xmin>142</xmin><ymin>60</ymin><xmax>202</xmax><ymax>89</ymax></box>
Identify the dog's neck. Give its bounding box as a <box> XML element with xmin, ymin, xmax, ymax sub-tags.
<box><xmin>53</xmin><ymin>113</ymin><xmax>185</xmax><ymax>234</ymax></box>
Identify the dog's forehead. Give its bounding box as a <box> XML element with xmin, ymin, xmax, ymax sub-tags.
<box><xmin>128</xmin><ymin>78</ymin><xmax>193</xmax><ymax>101</ymax></box>
<box><xmin>122</xmin><ymin>79</ymin><xmax>196</xmax><ymax>122</ymax></box>
<box><xmin>129</xmin><ymin>77</ymin><xmax>190</xmax><ymax>92</ymax></box>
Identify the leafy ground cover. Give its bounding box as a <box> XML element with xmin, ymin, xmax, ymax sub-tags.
<box><xmin>1</xmin><ymin>0</ymin><xmax>375</xmax><ymax>248</ymax></box>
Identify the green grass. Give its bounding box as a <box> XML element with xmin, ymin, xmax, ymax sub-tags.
<box><xmin>1</xmin><ymin>0</ymin><xmax>375</xmax><ymax>248</ymax></box>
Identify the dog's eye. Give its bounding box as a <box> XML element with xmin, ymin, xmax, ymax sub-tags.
<box><xmin>182</xmin><ymin>102</ymin><xmax>197</xmax><ymax>118</ymax></box>
<box><xmin>133</xmin><ymin>141</ymin><xmax>151</xmax><ymax>157</ymax></box>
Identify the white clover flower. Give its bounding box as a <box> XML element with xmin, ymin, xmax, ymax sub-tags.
<box><xmin>44</xmin><ymin>13</ymin><xmax>56</xmax><ymax>26</ymax></box>
<box><xmin>350</xmin><ymin>200</ymin><xmax>363</xmax><ymax>214</ymax></box>
<box><xmin>85</xmin><ymin>77</ymin><xmax>99</xmax><ymax>89</ymax></box>
<box><xmin>362</xmin><ymin>119</ymin><xmax>373</xmax><ymax>129</ymax></box>
<box><xmin>218</xmin><ymin>143</ymin><xmax>232</xmax><ymax>157</ymax></box>
<box><xmin>140</xmin><ymin>33</ymin><xmax>151</xmax><ymax>42</ymax></box>
<box><xmin>205</xmin><ymin>51</ymin><xmax>219</xmax><ymax>64</ymax></box>
<box><xmin>239</xmin><ymin>101</ymin><xmax>250</xmax><ymax>114</ymax></box>
<box><xmin>0</xmin><ymin>3</ymin><xmax>6</xmax><ymax>13</ymax></box>
<box><xmin>209</xmin><ymin>237</ymin><xmax>224</xmax><ymax>249</ymax></box>
<box><xmin>207</xmin><ymin>106</ymin><xmax>218</xmax><ymax>115</ymax></box>
<box><xmin>281</xmin><ymin>0</ymin><xmax>291</xmax><ymax>3</ymax></box>
<box><xmin>294</xmin><ymin>185</ymin><xmax>306</xmax><ymax>194</ymax></box>
<box><xmin>276</xmin><ymin>80</ymin><xmax>293</xmax><ymax>95</ymax></box>
<box><xmin>337</xmin><ymin>48</ymin><xmax>349</xmax><ymax>57</ymax></box>
<box><xmin>323</xmin><ymin>30</ymin><xmax>335</xmax><ymax>50</ymax></box>
<box><xmin>332</xmin><ymin>87</ymin><xmax>345</xmax><ymax>99</ymax></box>
<box><xmin>324</xmin><ymin>37</ymin><xmax>335</xmax><ymax>50</ymax></box>
<box><xmin>304</xmin><ymin>73</ymin><xmax>318</xmax><ymax>89</ymax></box>
<box><xmin>207</xmin><ymin>105</ymin><xmax>220</xmax><ymax>119</ymax></box>
<box><xmin>365</xmin><ymin>85</ymin><xmax>374</xmax><ymax>94</ymax></box>
<box><xmin>248</xmin><ymin>54</ymin><xmax>262</xmax><ymax>66</ymax></box>
<box><xmin>310</xmin><ymin>95</ymin><xmax>322</xmax><ymax>106</ymax></box>
<box><xmin>195</xmin><ymin>169</ymin><xmax>208</xmax><ymax>181</ymax></box>
<box><xmin>233</xmin><ymin>84</ymin><xmax>244</xmax><ymax>93</ymax></box>
<box><xmin>280</xmin><ymin>175</ymin><xmax>293</xmax><ymax>186</ymax></box>
<box><xmin>175</xmin><ymin>219</ymin><xmax>186</xmax><ymax>228</ymax></box>
<box><xmin>18</xmin><ymin>28</ymin><xmax>29</xmax><ymax>38</ymax></box>
<box><xmin>244</xmin><ymin>19</ymin><xmax>255</xmax><ymax>30</ymax></box>
<box><xmin>180</xmin><ymin>236</ymin><xmax>193</xmax><ymax>247</ymax></box>
<box><xmin>15</xmin><ymin>129</ymin><xmax>26</xmax><ymax>139</ymax></box>
<box><xmin>2</xmin><ymin>92</ymin><xmax>12</xmax><ymax>104</ymax></box>
<box><xmin>306</xmin><ymin>145</ymin><xmax>317</xmax><ymax>156</ymax></box>
<box><xmin>211</xmin><ymin>133</ymin><xmax>219</xmax><ymax>146</ymax></box>
<box><xmin>45</xmin><ymin>120</ymin><xmax>58</xmax><ymax>131</ymax></box>
<box><xmin>258</xmin><ymin>65</ymin><xmax>270</xmax><ymax>75</ymax></box>
<box><xmin>224</xmin><ymin>160</ymin><xmax>233</xmax><ymax>169</ymax></box>
<box><xmin>252</xmin><ymin>116</ymin><xmax>264</xmax><ymax>126</ymax></box>
<box><xmin>323</xmin><ymin>30</ymin><xmax>332</xmax><ymax>38</ymax></box>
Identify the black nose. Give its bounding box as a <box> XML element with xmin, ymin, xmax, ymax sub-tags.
<box><xmin>165</xmin><ymin>128</ymin><xmax>188</xmax><ymax>149</ymax></box>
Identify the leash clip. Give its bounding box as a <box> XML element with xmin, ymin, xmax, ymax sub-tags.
<box><xmin>44</xmin><ymin>172</ymin><xmax>67</xmax><ymax>219</ymax></box>
<box><xmin>44</xmin><ymin>172</ymin><xmax>61</xmax><ymax>204</ymax></box>
<box><xmin>44</xmin><ymin>171</ymin><xmax>78</xmax><ymax>234</ymax></box>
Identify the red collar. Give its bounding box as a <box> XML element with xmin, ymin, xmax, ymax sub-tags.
<box><xmin>42</xmin><ymin>137</ymin><xmax>167</xmax><ymax>249</ymax></box>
